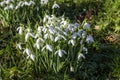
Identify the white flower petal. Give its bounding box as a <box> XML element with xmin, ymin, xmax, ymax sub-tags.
<box><xmin>86</xmin><ymin>35</ymin><xmax>94</xmax><ymax>43</ymax></box>
<box><xmin>84</xmin><ymin>23</ymin><xmax>90</xmax><ymax>30</ymax></box>
<box><xmin>23</xmin><ymin>48</ymin><xmax>31</xmax><ymax>56</ymax></box>
<box><xmin>44</xmin><ymin>33</ymin><xmax>48</xmax><ymax>39</ymax></box>
<box><xmin>46</xmin><ymin>44</ymin><xmax>53</xmax><ymax>52</ymax></box>
<box><xmin>70</xmin><ymin>66</ymin><xmax>74</xmax><ymax>72</ymax></box>
<box><xmin>50</xmin><ymin>34</ymin><xmax>54</xmax><ymax>41</ymax></box>
<box><xmin>55</xmin><ymin>36</ymin><xmax>61</xmax><ymax>42</ymax></box>
<box><xmin>55</xmin><ymin>49</ymin><xmax>67</xmax><ymax>57</ymax></box>
<box><xmin>41</xmin><ymin>46</ymin><xmax>46</xmax><ymax>51</ymax></box>
<box><xmin>58</xmin><ymin>50</ymin><xmax>63</xmax><ymax>57</ymax></box>
<box><xmin>74</xmin><ymin>23</ymin><xmax>80</xmax><ymax>28</ymax></box>
<box><xmin>16</xmin><ymin>42</ymin><xmax>22</xmax><ymax>50</ymax></box>
<box><xmin>30</xmin><ymin>54</ymin><xmax>35</xmax><ymax>61</ymax></box>
<box><xmin>34</xmin><ymin>43</ymin><xmax>40</xmax><ymax>49</ymax></box>
<box><xmin>25</xmin><ymin>33</ymin><xmax>31</xmax><ymax>42</ymax></box>
<box><xmin>72</xmin><ymin>33</ymin><xmax>77</xmax><ymax>39</ymax></box>
<box><xmin>52</xmin><ymin>3</ymin><xmax>60</xmax><ymax>9</ymax></box>
<box><xmin>78</xmin><ymin>53</ymin><xmax>85</xmax><ymax>60</ymax></box>
<box><xmin>83</xmin><ymin>47</ymin><xmax>88</xmax><ymax>54</ymax></box>
<box><xmin>71</xmin><ymin>39</ymin><xmax>76</xmax><ymax>46</ymax></box>
<box><xmin>17</xmin><ymin>26</ymin><xmax>23</xmax><ymax>35</ymax></box>
<box><xmin>60</xmin><ymin>35</ymin><xmax>66</xmax><ymax>40</ymax></box>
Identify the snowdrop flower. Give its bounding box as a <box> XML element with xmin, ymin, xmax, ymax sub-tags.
<box><xmin>77</xmin><ymin>30</ymin><xmax>83</xmax><ymax>37</ymax></box>
<box><xmin>26</xmin><ymin>28</ymin><xmax>31</xmax><ymax>32</ymax></box>
<box><xmin>0</xmin><ymin>0</ymin><xmax>14</xmax><ymax>6</ymax></box>
<box><xmin>41</xmin><ymin>0</ymin><xmax>48</xmax><ymax>5</ymax></box>
<box><xmin>82</xmin><ymin>31</ymin><xmax>87</xmax><ymax>38</ymax></box>
<box><xmin>15</xmin><ymin>1</ymin><xmax>23</xmax><ymax>9</ymax></box>
<box><xmin>0</xmin><ymin>1</ymin><xmax>5</xmax><ymax>6</ymax></box>
<box><xmin>49</xmin><ymin>34</ymin><xmax>54</xmax><ymax>41</ymax></box>
<box><xmin>83</xmin><ymin>47</ymin><xmax>88</xmax><ymax>54</ymax></box>
<box><xmin>42</xmin><ymin>44</ymin><xmax>53</xmax><ymax>52</ymax></box>
<box><xmin>22</xmin><ymin>1</ymin><xmax>34</xmax><ymax>7</ymax></box>
<box><xmin>84</xmin><ymin>23</ymin><xmax>90</xmax><ymax>30</ymax></box>
<box><xmin>74</xmin><ymin>23</ymin><xmax>80</xmax><ymax>28</ymax></box>
<box><xmin>68</xmin><ymin>23</ymin><xmax>78</xmax><ymax>31</ymax></box>
<box><xmin>29</xmin><ymin>54</ymin><xmax>35</xmax><ymax>61</ymax></box>
<box><xmin>36</xmin><ymin>7</ymin><xmax>39</xmax><ymax>11</ymax></box>
<box><xmin>44</xmin><ymin>33</ymin><xmax>48</xmax><ymax>40</ymax></box>
<box><xmin>6</xmin><ymin>0</ymin><xmax>14</xmax><ymax>4</ymax></box>
<box><xmin>54</xmin><ymin>36</ymin><xmax>61</xmax><ymax>42</ymax></box>
<box><xmin>38</xmin><ymin>38</ymin><xmax>44</xmax><ymax>43</ymax></box>
<box><xmin>23</xmin><ymin>48</ymin><xmax>31</xmax><ymax>56</ymax></box>
<box><xmin>25</xmin><ymin>32</ymin><xmax>35</xmax><ymax>42</ymax></box>
<box><xmin>46</xmin><ymin>44</ymin><xmax>53</xmax><ymax>52</ymax></box>
<box><xmin>44</xmin><ymin>33</ymin><xmax>54</xmax><ymax>41</ymax></box>
<box><xmin>62</xmin><ymin>31</ymin><xmax>68</xmax><ymax>36</ymax></box>
<box><xmin>43</xmin><ymin>15</ymin><xmax>50</xmax><ymax>23</ymax></box>
<box><xmin>66</xmin><ymin>24</ymin><xmax>72</xmax><ymax>32</ymax></box>
<box><xmin>52</xmin><ymin>3</ymin><xmax>60</xmax><ymax>9</ymax></box>
<box><xmin>34</xmin><ymin>32</ymin><xmax>42</xmax><ymax>39</ymax></box>
<box><xmin>55</xmin><ymin>27</ymin><xmax>61</xmax><ymax>32</ymax></box>
<box><xmin>55</xmin><ymin>49</ymin><xmax>67</xmax><ymax>57</ymax></box>
<box><xmin>78</xmin><ymin>53</ymin><xmax>85</xmax><ymax>60</ymax></box>
<box><xmin>54</xmin><ymin>34</ymin><xmax>66</xmax><ymax>42</ymax></box>
<box><xmin>60</xmin><ymin>34</ymin><xmax>66</xmax><ymax>40</ymax></box>
<box><xmin>69</xmin><ymin>23</ymin><xmax>74</xmax><ymax>27</ymax></box>
<box><xmin>37</xmin><ymin>26</ymin><xmax>43</xmax><ymax>33</ymax></box>
<box><xmin>25</xmin><ymin>33</ymin><xmax>31</xmax><ymax>42</ymax></box>
<box><xmin>23</xmin><ymin>48</ymin><xmax>35</xmax><ymax>61</ymax></box>
<box><xmin>5</xmin><ymin>0</ymin><xmax>10</xmax><ymax>4</ymax></box>
<box><xmin>68</xmin><ymin>39</ymin><xmax>76</xmax><ymax>46</ymax></box>
<box><xmin>34</xmin><ymin>42</ymin><xmax>40</xmax><ymax>49</ymax></box>
<box><xmin>86</xmin><ymin>35</ymin><xmax>94</xmax><ymax>43</ymax></box>
<box><xmin>21</xmin><ymin>2</ymin><xmax>26</xmax><ymax>7</ymax></box>
<box><xmin>16</xmin><ymin>42</ymin><xmax>22</xmax><ymax>50</ymax></box>
<box><xmin>70</xmin><ymin>66</ymin><xmax>74</xmax><ymax>72</ymax></box>
<box><xmin>72</xmin><ymin>32</ymin><xmax>78</xmax><ymax>39</ymax></box>
<box><xmin>48</xmin><ymin>26</ymin><xmax>56</xmax><ymax>35</ymax></box>
<box><xmin>4</xmin><ymin>4</ymin><xmax>14</xmax><ymax>10</ymax></box>
<box><xmin>34</xmin><ymin>38</ymin><xmax>44</xmax><ymax>49</ymax></box>
<box><xmin>17</xmin><ymin>26</ymin><xmax>23</xmax><ymax>35</ymax></box>
<box><xmin>24</xmin><ymin>1</ymin><xmax>35</xmax><ymax>6</ymax></box>
<box><xmin>24</xmin><ymin>1</ymin><xmax>28</xmax><ymax>6</ymax></box>
<box><xmin>61</xmin><ymin>18</ymin><xmax>67</xmax><ymax>26</ymax></box>
<box><xmin>62</xmin><ymin>21</ymin><xmax>68</xmax><ymax>27</ymax></box>
<box><xmin>42</xmin><ymin>27</ymin><xmax>47</xmax><ymax>33</ymax></box>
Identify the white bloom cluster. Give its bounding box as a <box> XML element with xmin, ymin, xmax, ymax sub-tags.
<box><xmin>0</xmin><ymin>0</ymin><xmax>35</xmax><ymax>10</ymax></box>
<box><xmin>0</xmin><ymin>0</ymin><xmax>14</xmax><ymax>6</ymax></box>
<box><xmin>17</xmin><ymin>14</ymin><xmax>94</xmax><ymax>60</ymax></box>
<box><xmin>15</xmin><ymin>1</ymin><xmax>35</xmax><ymax>9</ymax></box>
<box><xmin>4</xmin><ymin>4</ymin><xmax>14</xmax><ymax>10</ymax></box>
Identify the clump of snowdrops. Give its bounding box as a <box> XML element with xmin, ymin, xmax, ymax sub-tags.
<box><xmin>0</xmin><ymin>0</ymin><xmax>35</xmax><ymax>10</ymax></box>
<box><xmin>16</xmin><ymin>14</ymin><xmax>94</xmax><ymax>73</ymax></box>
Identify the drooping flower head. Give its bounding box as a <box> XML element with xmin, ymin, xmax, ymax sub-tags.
<box><xmin>52</xmin><ymin>2</ymin><xmax>60</xmax><ymax>9</ymax></box>
<box><xmin>41</xmin><ymin>0</ymin><xmax>48</xmax><ymax>5</ymax></box>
